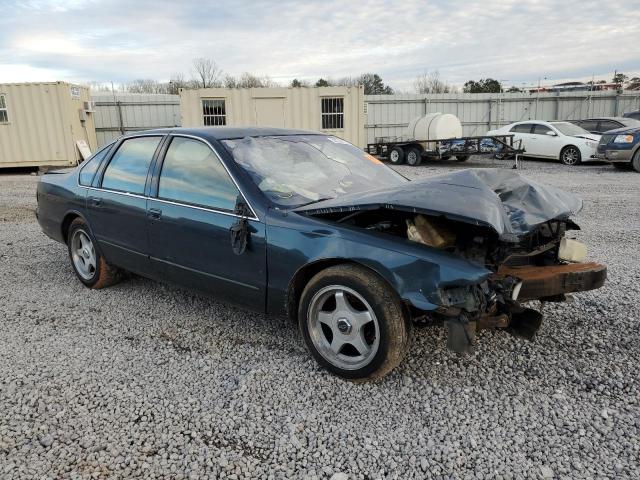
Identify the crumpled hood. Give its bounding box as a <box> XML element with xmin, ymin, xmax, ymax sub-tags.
<box><xmin>294</xmin><ymin>169</ymin><xmax>583</xmax><ymax>242</ymax></box>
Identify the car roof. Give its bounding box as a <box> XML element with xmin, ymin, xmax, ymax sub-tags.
<box><xmin>128</xmin><ymin>126</ymin><xmax>322</xmax><ymax>141</ymax></box>
<box><xmin>572</xmin><ymin>117</ymin><xmax>637</xmax><ymax>122</ymax></box>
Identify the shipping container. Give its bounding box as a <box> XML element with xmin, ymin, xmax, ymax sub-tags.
<box><xmin>179</xmin><ymin>86</ymin><xmax>365</xmax><ymax>147</ymax></box>
<box><xmin>0</xmin><ymin>82</ymin><xmax>97</xmax><ymax>168</ymax></box>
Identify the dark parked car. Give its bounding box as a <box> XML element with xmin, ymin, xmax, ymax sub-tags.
<box><xmin>597</xmin><ymin>125</ymin><xmax>640</xmax><ymax>171</ymax></box>
<box><xmin>36</xmin><ymin>128</ymin><xmax>607</xmax><ymax>380</ymax></box>
<box><xmin>623</xmin><ymin>111</ymin><xmax>640</xmax><ymax>121</ymax></box>
<box><xmin>568</xmin><ymin>117</ymin><xmax>640</xmax><ymax>134</ymax></box>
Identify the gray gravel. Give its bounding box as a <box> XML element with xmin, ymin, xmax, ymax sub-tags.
<box><xmin>1</xmin><ymin>158</ymin><xmax>639</xmax><ymax>479</ymax></box>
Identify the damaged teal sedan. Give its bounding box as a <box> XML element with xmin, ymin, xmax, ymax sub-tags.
<box><xmin>36</xmin><ymin>128</ymin><xmax>607</xmax><ymax>380</ymax></box>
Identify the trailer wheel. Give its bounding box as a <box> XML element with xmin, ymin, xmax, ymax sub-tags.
<box><xmin>389</xmin><ymin>146</ymin><xmax>405</xmax><ymax>165</ymax></box>
<box><xmin>455</xmin><ymin>155</ymin><xmax>470</xmax><ymax>162</ymax></box>
<box><xmin>406</xmin><ymin>147</ymin><xmax>422</xmax><ymax>166</ymax></box>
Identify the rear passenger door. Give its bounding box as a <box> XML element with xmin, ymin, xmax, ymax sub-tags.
<box><xmin>509</xmin><ymin>123</ymin><xmax>534</xmax><ymax>155</ymax></box>
<box><xmin>146</xmin><ymin>135</ymin><xmax>267</xmax><ymax>310</ymax></box>
<box><xmin>87</xmin><ymin>135</ymin><xmax>163</xmax><ymax>276</ymax></box>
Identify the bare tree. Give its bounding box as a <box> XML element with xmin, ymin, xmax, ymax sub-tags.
<box><xmin>167</xmin><ymin>73</ymin><xmax>189</xmax><ymax>94</ymax></box>
<box><xmin>192</xmin><ymin>58</ymin><xmax>223</xmax><ymax>88</ymax></box>
<box><xmin>224</xmin><ymin>72</ymin><xmax>279</xmax><ymax>88</ymax></box>
<box><xmin>414</xmin><ymin>71</ymin><xmax>455</xmax><ymax>94</ymax></box>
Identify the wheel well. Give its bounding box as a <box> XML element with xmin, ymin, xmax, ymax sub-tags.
<box><xmin>61</xmin><ymin>213</ymin><xmax>80</xmax><ymax>244</ymax></box>
<box><xmin>285</xmin><ymin>259</ymin><xmax>413</xmax><ymax>322</ymax></box>
<box><xmin>286</xmin><ymin>259</ymin><xmax>351</xmax><ymax>321</ymax></box>
<box><xmin>560</xmin><ymin>144</ymin><xmax>580</xmax><ymax>157</ymax></box>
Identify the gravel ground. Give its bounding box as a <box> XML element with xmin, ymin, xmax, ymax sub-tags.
<box><xmin>0</xmin><ymin>158</ymin><xmax>638</xmax><ymax>479</ymax></box>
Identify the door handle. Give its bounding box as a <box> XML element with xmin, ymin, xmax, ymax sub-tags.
<box><xmin>148</xmin><ymin>208</ymin><xmax>162</xmax><ymax>220</ymax></box>
<box><xmin>88</xmin><ymin>196</ymin><xmax>102</xmax><ymax>207</ymax></box>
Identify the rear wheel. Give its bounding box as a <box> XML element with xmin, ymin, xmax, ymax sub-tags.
<box><xmin>405</xmin><ymin>147</ymin><xmax>423</xmax><ymax>166</ymax></box>
<box><xmin>299</xmin><ymin>264</ymin><xmax>410</xmax><ymax>380</ymax></box>
<box><xmin>388</xmin><ymin>146</ymin><xmax>405</xmax><ymax>165</ymax></box>
<box><xmin>455</xmin><ymin>155</ymin><xmax>470</xmax><ymax>162</ymax></box>
<box><xmin>67</xmin><ymin>218</ymin><xmax>121</xmax><ymax>289</ymax></box>
<box><xmin>560</xmin><ymin>146</ymin><xmax>581</xmax><ymax>165</ymax></box>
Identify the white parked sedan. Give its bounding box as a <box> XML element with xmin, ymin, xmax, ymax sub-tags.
<box><xmin>487</xmin><ymin>121</ymin><xmax>601</xmax><ymax>165</ymax></box>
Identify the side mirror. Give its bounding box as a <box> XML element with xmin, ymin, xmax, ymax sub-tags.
<box><xmin>545</xmin><ymin>131</ymin><xmax>557</xmax><ymax>136</ymax></box>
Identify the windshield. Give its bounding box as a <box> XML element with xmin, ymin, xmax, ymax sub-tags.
<box><xmin>222</xmin><ymin>135</ymin><xmax>407</xmax><ymax>207</ymax></box>
<box><xmin>551</xmin><ymin>122</ymin><xmax>590</xmax><ymax>136</ymax></box>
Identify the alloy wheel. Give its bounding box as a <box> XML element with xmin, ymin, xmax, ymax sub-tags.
<box><xmin>71</xmin><ymin>229</ymin><xmax>97</xmax><ymax>280</ymax></box>
<box><xmin>307</xmin><ymin>285</ymin><xmax>380</xmax><ymax>370</ymax></box>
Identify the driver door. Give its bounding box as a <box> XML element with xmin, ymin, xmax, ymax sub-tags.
<box><xmin>146</xmin><ymin>135</ymin><xmax>267</xmax><ymax>310</ymax></box>
<box><xmin>531</xmin><ymin>124</ymin><xmax>563</xmax><ymax>158</ymax></box>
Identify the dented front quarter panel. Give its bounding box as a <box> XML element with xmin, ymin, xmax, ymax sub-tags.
<box><xmin>265</xmin><ymin>209</ymin><xmax>492</xmax><ymax>316</ymax></box>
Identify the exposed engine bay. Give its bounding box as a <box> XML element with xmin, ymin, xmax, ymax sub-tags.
<box><xmin>305</xmin><ymin>206</ymin><xmax>606</xmax><ymax>353</ymax></box>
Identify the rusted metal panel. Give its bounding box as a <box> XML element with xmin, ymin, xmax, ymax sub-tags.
<box><xmin>0</xmin><ymin>82</ymin><xmax>97</xmax><ymax>168</ymax></box>
<box><xmin>497</xmin><ymin>262</ymin><xmax>607</xmax><ymax>300</ymax></box>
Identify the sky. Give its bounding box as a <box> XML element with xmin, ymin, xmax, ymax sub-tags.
<box><xmin>1</xmin><ymin>0</ymin><xmax>639</xmax><ymax>91</ymax></box>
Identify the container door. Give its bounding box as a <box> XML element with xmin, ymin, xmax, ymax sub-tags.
<box><xmin>254</xmin><ymin>98</ymin><xmax>286</xmax><ymax>128</ymax></box>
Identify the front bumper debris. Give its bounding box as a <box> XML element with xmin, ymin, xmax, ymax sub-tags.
<box><xmin>496</xmin><ymin>262</ymin><xmax>607</xmax><ymax>301</ymax></box>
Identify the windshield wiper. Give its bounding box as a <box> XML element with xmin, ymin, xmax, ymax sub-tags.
<box><xmin>294</xmin><ymin>196</ymin><xmax>336</xmax><ymax>208</ymax></box>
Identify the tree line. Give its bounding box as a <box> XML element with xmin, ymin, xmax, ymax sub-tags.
<box><xmin>88</xmin><ymin>58</ymin><xmax>639</xmax><ymax>95</ymax></box>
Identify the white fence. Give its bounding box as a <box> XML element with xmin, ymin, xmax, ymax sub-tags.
<box><xmin>92</xmin><ymin>93</ymin><xmax>180</xmax><ymax>146</ymax></box>
<box><xmin>364</xmin><ymin>91</ymin><xmax>640</xmax><ymax>143</ymax></box>
<box><xmin>91</xmin><ymin>91</ymin><xmax>640</xmax><ymax>148</ymax></box>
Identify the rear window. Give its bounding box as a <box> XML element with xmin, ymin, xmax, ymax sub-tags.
<box><xmin>79</xmin><ymin>143</ymin><xmax>113</xmax><ymax>186</ymax></box>
<box><xmin>510</xmin><ymin>124</ymin><xmax>533</xmax><ymax>133</ymax></box>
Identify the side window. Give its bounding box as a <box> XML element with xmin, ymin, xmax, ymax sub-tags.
<box><xmin>532</xmin><ymin>124</ymin><xmax>553</xmax><ymax>135</ymax></box>
<box><xmin>158</xmin><ymin>137</ymin><xmax>240</xmax><ymax>211</ymax></box>
<box><xmin>0</xmin><ymin>94</ymin><xmax>8</xmax><ymax>123</ymax></box>
<box><xmin>598</xmin><ymin>120</ymin><xmax>621</xmax><ymax>132</ymax></box>
<box><xmin>510</xmin><ymin>123</ymin><xmax>533</xmax><ymax>133</ymax></box>
<box><xmin>79</xmin><ymin>143</ymin><xmax>113</xmax><ymax>186</ymax></box>
<box><xmin>579</xmin><ymin>120</ymin><xmax>598</xmax><ymax>132</ymax></box>
<box><xmin>321</xmin><ymin>97</ymin><xmax>344</xmax><ymax>129</ymax></box>
<box><xmin>102</xmin><ymin>136</ymin><xmax>161</xmax><ymax>194</ymax></box>
<box><xmin>202</xmin><ymin>99</ymin><xmax>226</xmax><ymax>126</ymax></box>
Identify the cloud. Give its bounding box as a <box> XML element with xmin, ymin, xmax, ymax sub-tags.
<box><xmin>1</xmin><ymin>0</ymin><xmax>639</xmax><ymax>89</ymax></box>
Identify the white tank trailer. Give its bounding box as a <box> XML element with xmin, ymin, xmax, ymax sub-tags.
<box><xmin>406</xmin><ymin>113</ymin><xmax>463</xmax><ymax>142</ymax></box>
<box><xmin>365</xmin><ymin>112</ymin><xmax>523</xmax><ymax>166</ymax></box>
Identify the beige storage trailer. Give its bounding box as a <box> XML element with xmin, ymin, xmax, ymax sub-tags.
<box><xmin>180</xmin><ymin>86</ymin><xmax>366</xmax><ymax>147</ymax></box>
<box><xmin>0</xmin><ymin>82</ymin><xmax>97</xmax><ymax>168</ymax></box>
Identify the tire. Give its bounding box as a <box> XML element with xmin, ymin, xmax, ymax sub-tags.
<box><xmin>632</xmin><ymin>150</ymin><xmax>640</xmax><ymax>173</ymax></box>
<box><xmin>388</xmin><ymin>146</ymin><xmax>405</xmax><ymax>165</ymax></box>
<box><xmin>455</xmin><ymin>155</ymin><xmax>470</xmax><ymax>162</ymax></box>
<box><xmin>405</xmin><ymin>147</ymin><xmax>422</xmax><ymax>166</ymax></box>
<box><xmin>67</xmin><ymin>218</ymin><xmax>121</xmax><ymax>289</ymax></box>
<box><xmin>612</xmin><ymin>162</ymin><xmax>632</xmax><ymax>170</ymax></box>
<box><xmin>298</xmin><ymin>264</ymin><xmax>410</xmax><ymax>381</ymax></box>
<box><xmin>560</xmin><ymin>145</ymin><xmax>581</xmax><ymax>166</ymax></box>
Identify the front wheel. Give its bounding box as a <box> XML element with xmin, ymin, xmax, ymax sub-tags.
<box><xmin>67</xmin><ymin>218</ymin><xmax>121</xmax><ymax>289</ymax></box>
<box><xmin>560</xmin><ymin>146</ymin><xmax>581</xmax><ymax>166</ymax></box>
<box><xmin>299</xmin><ymin>264</ymin><xmax>410</xmax><ymax>380</ymax></box>
<box><xmin>455</xmin><ymin>154</ymin><xmax>470</xmax><ymax>162</ymax></box>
